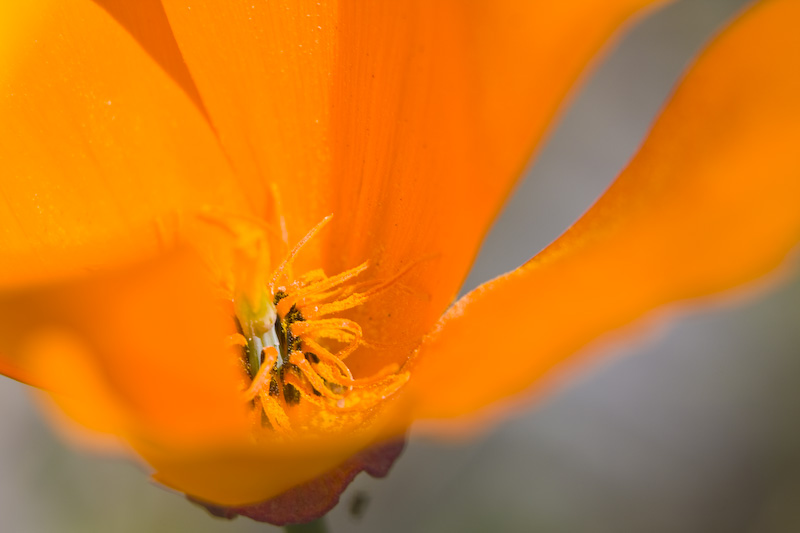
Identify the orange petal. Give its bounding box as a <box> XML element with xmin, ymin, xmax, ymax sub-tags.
<box><xmin>161</xmin><ymin>0</ymin><xmax>667</xmax><ymax>375</ymax></box>
<box><xmin>90</xmin><ymin>0</ymin><xmax>207</xmax><ymax>115</ymax></box>
<box><xmin>0</xmin><ymin>251</ymin><xmax>250</xmax><ymax>446</ymax></box>
<box><xmin>141</xmin><ymin>393</ymin><xmax>412</xmax><ymax>505</ymax></box>
<box><xmin>146</xmin><ymin>433</ymin><xmax>380</xmax><ymax>506</ymax></box>
<box><xmin>0</xmin><ymin>241</ymin><xmax>403</xmax><ymax>505</ymax></box>
<box><xmin>0</xmin><ymin>1</ymin><xmax>246</xmax><ymax>287</ymax></box>
<box><xmin>409</xmin><ymin>0</ymin><xmax>800</xmax><ymax>421</ymax></box>
<box><xmin>197</xmin><ymin>439</ymin><xmax>405</xmax><ymax>525</ymax></box>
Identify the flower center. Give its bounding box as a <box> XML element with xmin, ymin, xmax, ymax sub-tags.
<box><xmin>219</xmin><ymin>215</ymin><xmax>411</xmax><ymax>435</ymax></box>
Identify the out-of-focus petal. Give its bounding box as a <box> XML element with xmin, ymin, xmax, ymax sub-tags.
<box><xmin>196</xmin><ymin>440</ymin><xmax>405</xmax><ymax>525</ymax></box>
<box><xmin>410</xmin><ymin>0</ymin><xmax>800</xmax><ymax>421</ymax></box>
<box><xmin>0</xmin><ymin>251</ymin><xmax>250</xmax><ymax>446</ymax></box>
<box><xmin>160</xmin><ymin>0</ymin><xmax>667</xmax><ymax>375</ymax></box>
<box><xmin>0</xmin><ymin>241</ymin><xmax>406</xmax><ymax>505</ymax></box>
<box><xmin>142</xmin><ymin>397</ymin><xmax>409</xmax><ymax>505</ymax></box>
<box><xmin>0</xmin><ymin>1</ymin><xmax>245</xmax><ymax>287</ymax></box>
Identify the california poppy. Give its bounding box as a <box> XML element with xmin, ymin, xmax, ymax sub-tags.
<box><xmin>1</xmin><ymin>0</ymin><xmax>798</xmax><ymax>527</ymax></box>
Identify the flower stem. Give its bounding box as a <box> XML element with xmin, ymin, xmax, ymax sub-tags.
<box><xmin>284</xmin><ymin>518</ymin><xmax>327</xmax><ymax>533</ymax></box>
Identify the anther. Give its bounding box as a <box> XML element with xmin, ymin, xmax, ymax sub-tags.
<box><xmin>283</xmin><ymin>383</ymin><xmax>301</xmax><ymax>406</ymax></box>
<box><xmin>234</xmin><ymin>214</ymin><xmax>416</xmax><ymax>431</ymax></box>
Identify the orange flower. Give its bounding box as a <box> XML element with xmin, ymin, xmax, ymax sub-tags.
<box><xmin>1</xmin><ymin>0</ymin><xmax>799</xmax><ymax>526</ymax></box>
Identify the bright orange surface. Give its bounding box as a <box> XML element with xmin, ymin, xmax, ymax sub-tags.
<box><xmin>411</xmin><ymin>0</ymin><xmax>800</xmax><ymax>421</ymax></box>
<box><xmin>0</xmin><ymin>252</ymin><xmax>248</xmax><ymax>441</ymax></box>
<box><xmin>0</xmin><ymin>1</ymin><xmax>246</xmax><ymax>288</ymax></box>
<box><xmin>3</xmin><ymin>0</ymin><xmax>796</xmax><ymax>510</ymax></box>
<box><xmin>160</xmin><ymin>0</ymin><xmax>668</xmax><ymax>379</ymax></box>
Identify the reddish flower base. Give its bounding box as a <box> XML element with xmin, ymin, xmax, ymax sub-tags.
<box><xmin>191</xmin><ymin>439</ymin><xmax>406</xmax><ymax>525</ymax></box>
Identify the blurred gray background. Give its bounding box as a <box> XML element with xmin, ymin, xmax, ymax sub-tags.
<box><xmin>3</xmin><ymin>0</ymin><xmax>798</xmax><ymax>531</ymax></box>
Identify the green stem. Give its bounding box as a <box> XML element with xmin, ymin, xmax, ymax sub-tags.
<box><xmin>284</xmin><ymin>518</ymin><xmax>327</xmax><ymax>533</ymax></box>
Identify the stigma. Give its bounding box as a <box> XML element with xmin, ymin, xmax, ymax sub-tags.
<box><xmin>226</xmin><ymin>216</ymin><xmax>410</xmax><ymax>434</ymax></box>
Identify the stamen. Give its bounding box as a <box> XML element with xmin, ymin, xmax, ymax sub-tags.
<box><xmin>297</xmin><ymin>337</ymin><xmax>353</xmax><ymax>379</ymax></box>
<box><xmin>336</xmin><ymin>373</ymin><xmax>410</xmax><ymax>412</ymax></box>
<box><xmin>304</xmin><ymin>258</ymin><xmax>424</xmax><ymax>319</ymax></box>
<box><xmin>244</xmin><ymin>347</ymin><xmax>278</xmax><ymax>400</ymax></box>
<box><xmin>270</xmin><ymin>214</ymin><xmax>332</xmax><ymax>292</ymax></box>
<box><xmin>281</xmin><ymin>372</ymin><xmax>332</xmax><ymax>410</ymax></box>
<box><xmin>277</xmin><ymin>260</ymin><xmax>368</xmax><ymax>316</ymax></box>
<box><xmin>227</xmin><ymin>333</ymin><xmax>248</xmax><ymax>348</ymax></box>
<box><xmin>288</xmin><ymin>351</ymin><xmax>346</xmax><ymax>400</ymax></box>
<box><xmin>295</xmin><ymin>268</ymin><xmax>328</xmax><ymax>286</ymax></box>
<box><xmin>259</xmin><ymin>390</ymin><xmax>292</xmax><ymax>433</ymax></box>
<box><xmin>230</xmin><ymin>214</ymin><xmax>423</xmax><ymax>434</ymax></box>
<box><xmin>291</xmin><ymin>318</ymin><xmax>362</xmax><ymax>358</ymax></box>
<box><xmin>283</xmin><ymin>383</ymin><xmax>302</xmax><ymax>406</ymax></box>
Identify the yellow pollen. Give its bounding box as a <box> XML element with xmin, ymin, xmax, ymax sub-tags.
<box><xmin>226</xmin><ymin>214</ymin><xmax>411</xmax><ymax>434</ymax></box>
